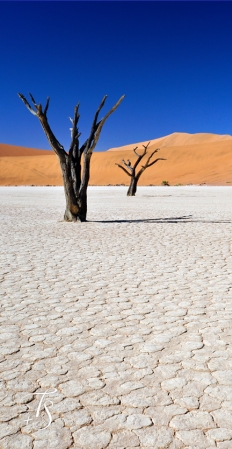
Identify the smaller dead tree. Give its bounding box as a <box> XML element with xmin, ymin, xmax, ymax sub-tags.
<box><xmin>116</xmin><ymin>142</ymin><xmax>166</xmax><ymax>196</ymax></box>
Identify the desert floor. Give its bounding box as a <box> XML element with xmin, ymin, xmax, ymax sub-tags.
<box><xmin>1</xmin><ymin>186</ymin><xmax>232</xmax><ymax>449</ymax></box>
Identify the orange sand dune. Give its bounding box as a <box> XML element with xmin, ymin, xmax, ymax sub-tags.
<box><xmin>0</xmin><ymin>155</ymin><xmax>62</xmax><ymax>185</ymax></box>
<box><xmin>1</xmin><ymin>133</ymin><xmax>232</xmax><ymax>186</ymax></box>
<box><xmin>108</xmin><ymin>132</ymin><xmax>232</xmax><ymax>151</ymax></box>
<box><xmin>0</xmin><ymin>143</ymin><xmax>51</xmax><ymax>157</ymax></box>
<box><xmin>91</xmin><ymin>139</ymin><xmax>232</xmax><ymax>185</ymax></box>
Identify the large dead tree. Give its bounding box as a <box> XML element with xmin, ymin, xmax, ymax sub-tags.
<box><xmin>18</xmin><ymin>93</ymin><xmax>125</xmax><ymax>221</ymax></box>
<box><xmin>116</xmin><ymin>142</ymin><xmax>166</xmax><ymax>196</ymax></box>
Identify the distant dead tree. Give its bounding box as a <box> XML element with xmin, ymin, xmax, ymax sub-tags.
<box><xmin>18</xmin><ymin>93</ymin><xmax>125</xmax><ymax>221</ymax></box>
<box><xmin>116</xmin><ymin>142</ymin><xmax>166</xmax><ymax>196</ymax></box>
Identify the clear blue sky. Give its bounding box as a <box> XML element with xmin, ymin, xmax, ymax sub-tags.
<box><xmin>1</xmin><ymin>1</ymin><xmax>232</xmax><ymax>151</ymax></box>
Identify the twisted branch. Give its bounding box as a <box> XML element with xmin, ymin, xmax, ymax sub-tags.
<box><xmin>80</xmin><ymin>94</ymin><xmax>125</xmax><ymax>193</ymax></box>
<box><xmin>122</xmin><ymin>159</ymin><xmax>133</xmax><ymax>173</ymax></box>
<box><xmin>87</xmin><ymin>94</ymin><xmax>125</xmax><ymax>155</ymax></box>
<box><xmin>69</xmin><ymin>102</ymin><xmax>81</xmax><ymax>157</ymax></box>
<box><xmin>115</xmin><ymin>163</ymin><xmax>132</xmax><ymax>177</ymax></box>
<box><xmin>133</xmin><ymin>142</ymin><xmax>150</xmax><ymax>171</ymax></box>
<box><xmin>116</xmin><ymin>142</ymin><xmax>166</xmax><ymax>187</ymax></box>
<box><xmin>18</xmin><ymin>93</ymin><xmax>66</xmax><ymax>159</ymax></box>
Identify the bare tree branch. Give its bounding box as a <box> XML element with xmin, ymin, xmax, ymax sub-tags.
<box><xmin>69</xmin><ymin>102</ymin><xmax>81</xmax><ymax>156</ymax></box>
<box><xmin>133</xmin><ymin>142</ymin><xmax>150</xmax><ymax>158</ymax></box>
<box><xmin>18</xmin><ymin>93</ymin><xmax>67</xmax><ymax>159</ymax></box>
<box><xmin>79</xmin><ymin>119</ymin><xmax>101</xmax><ymax>156</ymax></box>
<box><xmin>90</xmin><ymin>96</ymin><xmax>107</xmax><ymax>138</ymax></box>
<box><xmin>79</xmin><ymin>95</ymin><xmax>125</xmax><ymax>195</ymax></box>
<box><xmin>44</xmin><ymin>97</ymin><xmax>50</xmax><ymax>116</ymax></box>
<box><xmin>122</xmin><ymin>159</ymin><xmax>133</xmax><ymax>173</ymax></box>
<box><xmin>18</xmin><ymin>93</ymin><xmax>37</xmax><ymax>116</ymax></box>
<box><xmin>144</xmin><ymin>147</ymin><xmax>160</xmax><ymax>166</ymax></box>
<box><xmin>133</xmin><ymin>146</ymin><xmax>140</xmax><ymax>157</ymax></box>
<box><xmin>115</xmin><ymin>163</ymin><xmax>132</xmax><ymax>177</ymax></box>
<box><xmin>29</xmin><ymin>93</ymin><xmax>37</xmax><ymax>108</ymax></box>
<box><xmin>87</xmin><ymin>95</ymin><xmax>125</xmax><ymax>154</ymax></box>
<box><xmin>130</xmin><ymin>143</ymin><xmax>151</xmax><ymax>171</ymax></box>
<box><xmin>84</xmin><ymin>96</ymin><xmax>107</xmax><ymax>153</ymax></box>
<box><xmin>146</xmin><ymin>157</ymin><xmax>166</xmax><ymax>168</ymax></box>
<box><xmin>133</xmin><ymin>147</ymin><xmax>148</xmax><ymax>171</ymax></box>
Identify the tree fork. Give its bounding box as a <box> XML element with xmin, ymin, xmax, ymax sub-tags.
<box><xmin>18</xmin><ymin>92</ymin><xmax>125</xmax><ymax>221</ymax></box>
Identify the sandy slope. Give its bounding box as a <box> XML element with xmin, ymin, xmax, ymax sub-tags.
<box><xmin>91</xmin><ymin>139</ymin><xmax>232</xmax><ymax>185</ymax></box>
<box><xmin>108</xmin><ymin>132</ymin><xmax>232</xmax><ymax>151</ymax></box>
<box><xmin>0</xmin><ymin>155</ymin><xmax>62</xmax><ymax>185</ymax></box>
<box><xmin>1</xmin><ymin>133</ymin><xmax>232</xmax><ymax>185</ymax></box>
<box><xmin>0</xmin><ymin>143</ymin><xmax>51</xmax><ymax>157</ymax></box>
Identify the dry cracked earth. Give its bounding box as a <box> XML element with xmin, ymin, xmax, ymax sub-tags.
<box><xmin>0</xmin><ymin>186</ymin><xmax>232</xmax><ymax>449</ymax></box>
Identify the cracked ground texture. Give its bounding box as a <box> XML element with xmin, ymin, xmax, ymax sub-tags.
<box><xmin>0</xmin><ymin>186</ymin><xmax>232</xmax><ymax>449</ymax></box>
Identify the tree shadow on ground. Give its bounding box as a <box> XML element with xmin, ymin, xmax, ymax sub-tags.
<box><xmin>90</xmin><ymin>215</ymin><xmax>231</xmax><ymax>224</ymax></box>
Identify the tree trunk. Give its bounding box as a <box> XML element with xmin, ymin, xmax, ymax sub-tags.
<box><xmin>63</xmin><ymin>190</ymin><xmax>87</xmax><ymax>222</ymax></box>
<box><xmin>63</xmin><ymin>183</ymin><xmax>80</xmax><ymax>222</ymax></box>
<box><xmin>60</xmin><ymin>159</ymin><xmax>87</xmax><ymax>222</ymax></box>
<box><xmin>77</xmin><ymin>192</ymin><xmax>87</xmax><ymax>222</ymax></box>
<box><xmin>127</xmin><ymin>176</ymin><xmax>138</xmax><ymax>196</ymax></box>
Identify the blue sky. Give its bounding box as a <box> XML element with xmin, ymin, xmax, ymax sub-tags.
<box><xmin>1</xmin><ymin>1</ymin><xmax>232</xmax><ymax>151</ymax></box>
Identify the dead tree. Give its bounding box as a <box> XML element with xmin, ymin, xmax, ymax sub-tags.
<box><xmin>18</xmin><ymin>93</ymin><xmax>125</xmax><ymax>221</ymax></box>
<box><xmin>116</xmin><ymin>142</ymin><xmax>166</xmax><ymax>196</ymax></box>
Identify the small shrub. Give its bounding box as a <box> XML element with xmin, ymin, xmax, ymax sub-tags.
<box><xmin>175</xmin><ymin>183</ymin><xmax>182</xmax><ymax>186</ymax></box>
<box><xmin>161</xmin><ymin>180</ymin><xmax>170</xmax><ymax>186</ymax></box>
